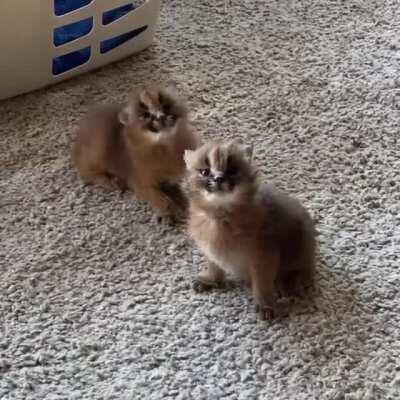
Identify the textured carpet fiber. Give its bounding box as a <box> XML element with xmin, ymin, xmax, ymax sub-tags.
<box><xmin>1</xmin><ymin>1</ymin><xmax>399</xmax><ymax>399</ymax></box>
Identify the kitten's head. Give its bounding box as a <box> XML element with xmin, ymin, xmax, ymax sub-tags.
<box><xmin>184</xmin><ymin>140</ymin><xmax>256</xmax><ymax>206</ymax></box>
<box><xmin>119</xmin><ymin>86</ymin><xmax>187</xmax><ymax>136</ymax></box>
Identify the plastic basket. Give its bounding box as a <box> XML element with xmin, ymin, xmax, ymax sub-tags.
<box><xmin>0</xmin><ymin>0</ymin><xmax>161</xmax><ymax>100</ymax></box>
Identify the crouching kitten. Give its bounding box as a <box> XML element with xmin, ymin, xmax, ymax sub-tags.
<box><xmin>184</xmin><ymin>140</ymin><xmax>316</xmax><ymax>320</ymax></box>
<box><xmin>73</xmin><ymin>86</ymin><xmax>200</xmax><ymax>219</ymax></box>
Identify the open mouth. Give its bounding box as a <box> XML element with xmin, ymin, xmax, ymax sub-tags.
<box><xmin>148</xmin><ymin>120</ymin><xmax>177</xmax><ymax>134</ymax></box>
<box><xmin>148</xmin><ymin>124</ymin><xmax>160</xmax><ymax>133</ymax></box>
<box><xmin>147</xmin><ymin>114</ymin><xmax>178</xmax><ymax>133</ymax></box>
<box><xmin>205</xmin><ymin>184</ymin><xmax>219</xmax><ymax>193</ymax></box>
<box><xmin>206</xmin><ymin>181</ymin><xmax>234</xmax><ymax>193</ymax></box>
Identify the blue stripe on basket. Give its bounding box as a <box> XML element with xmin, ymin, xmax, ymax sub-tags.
<box><xmin>100</xmin><ymin>26</ymin><xmax>148</xmax><ymax>54</ymax></box>
<box><xmin>54</xmin><ymin>18</ymin><xmax>93</xmax><ymax>46</ymax></box>
<box><xmin>53</xmin><ymin>47</ymin><xmax>91</xmax><ymax>75</ymax></box>
<box><xmin>54</xmin><ymin>0</ymin><xmax>92</xmax><ymax>16</ymax></box>
<box><xmin>103</xmin><ymin>4</ymin><xmax>135</xmax><ymax>25</ymax></box>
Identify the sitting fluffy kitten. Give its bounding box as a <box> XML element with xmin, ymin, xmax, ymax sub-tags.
<box><xmin>73</xmin><ymin>86</ymin><xmax>200</xmax><ymax>218</ymax></box>
<box><xmin>184</xmin><ymin>140</ymin><xmax>316</xmax><ymax>320</ymax></box>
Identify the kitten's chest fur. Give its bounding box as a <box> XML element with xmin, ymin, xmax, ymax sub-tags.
<box><xmin>126</xmin><ymin>124</ymin><xmax>196</xmax><ymax>185</ymax></box>
<box><xmin>189</xmin><ymin>208</ymin><xmax>258</xmax><ymax>277</ymax></box>
<box><xmin>128</xmin><ymin>134</ymin><xmax>185</xmax><ymax>183</ymax></box>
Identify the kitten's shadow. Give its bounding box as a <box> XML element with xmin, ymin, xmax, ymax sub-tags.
<box><xmin>278</xmin><ymin>257</ymin><xmax>362</xmax><ymax>317</ymax></box>
<box><xmin>203</xmin><ymin>256</ymin><xmax>375</xmax><ymax>368</ymax></box>
<box><xmin>269</xmin><ymin>257</ymin><xmax>376</xmax><ymax>367</ymax></box>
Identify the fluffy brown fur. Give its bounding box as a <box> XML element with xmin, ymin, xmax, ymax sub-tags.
<box><xmin>72</xmin><ymin>86</ymin><xmax>200</xmax><ymax>218</ymax></box>
<box><xmin>184</xmin><ymin>140</ymin><xmax>316</xmax><ymax>320</ymax></box>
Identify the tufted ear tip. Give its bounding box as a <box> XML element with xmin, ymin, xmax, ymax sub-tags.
<box><xmin>243</xmin><ymin>143</ymin><xmax>254</xmax><ymax>162</ymax></box>
<box><xmin>227</xmin><ymin>139</ymin><xmax>254</xmax><ymax>163</ymax></box>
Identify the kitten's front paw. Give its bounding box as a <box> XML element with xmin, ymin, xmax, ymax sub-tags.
<box><xmin>155</xmin><ymin>214</ymin><xmax>182</xmax><ymax>228</ymax></box>
<box><xmin>173</xmin><ymin>209</ymin><xmax>188</xmax><ymax>225</ymax></box>
<box><xmin>110</xmin><ymin>176</ymin><xmax>127</xmax><ymax>193</ymax></box>
<box><xmin>152</xmin><ymin>211</ymin><xmax>174</xmax><ymax>225</ymax></box>
<box><xmin>255</xmin><ymin>304</ymin><xmax>275</xmax><ymax>321</ymax></box>
<box><xmin>154</xmin><ymin>202</ymin><xmax>185</xmax><ymax>226</ymax></box>
<box><xmin>193</xmin><ymin>278</ymin><xmax>221</xmax><ymax>293</ymax></box>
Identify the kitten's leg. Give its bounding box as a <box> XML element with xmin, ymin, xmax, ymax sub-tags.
<box><xmin>193</xmin><ymin>262</ymin><xmax>226</xmax><ymax>292</ymax></box>
<box><xmin>250</xmin><ymin>252</ymin><xmax>279</xmax><ymax>320</ymax></box>
<box><xmin>134</xmin><ymin>185</ymin><xmax>177</xmax><ymax>219</ymax></box>
<box><xmin>77</xmin><ymin>159</ymin><xmax>125</xmax><ymax>191</ymax></box>
<box><xmin>109</xmin><ymin>176</ymin><xmax>128</xmax><ymax>198</ymax></box>
<box><xmin>278</xmin><ymin>228</ymin><xmax>316</xmax><ymax>296</ymax></box>
<box><xmin>158</xmin><ymin>180</ymin><xmax>188</xmax><ymax>218</ymax></box>
<box><xmin>80</xmin><ymin>169</ymin><xmax>117</xmax><ymax>188</ymax></box>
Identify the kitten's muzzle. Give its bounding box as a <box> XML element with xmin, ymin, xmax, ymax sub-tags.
<box><xmin>206</xmin><ymin>174</ymin><xmax>230</xmax><ymax>192</ymax></box>
<box><xmin>148</xmin><ymin>115</ymin><xmax>176</xmax><ymax>133</ymax></box>
<box><xmin>148</xmin><ymin>116</ymin><xmax>165</xmax><ymax>133</ymax></box>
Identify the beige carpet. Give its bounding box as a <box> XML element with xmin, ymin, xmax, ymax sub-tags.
<box><xmin>1</xmin><ymin>1</ymin><xmax>399</xmax><ymax>399</ymax></box>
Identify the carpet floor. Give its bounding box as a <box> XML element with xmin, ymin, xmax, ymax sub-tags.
<box><xmin>1</xmin><ymin>1</ymin><xmax>399</xmax><ymax>399</ymax></box>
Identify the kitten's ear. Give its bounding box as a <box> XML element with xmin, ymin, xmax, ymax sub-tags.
<box><xmin>241</xmin><ymin>143</ymin><xmax>254</xmax><ymax>163</ymax></box>
<box><xmin>163</xmin><ymin>82</ymin><xmax>179</xmax><ymax>96</ymax></box>
<box><xmin>118</xmin><ymin>105</ymin><xmax>134</xmax><ymax>126</ymax></box>
<box><xmin>183</xmin><ymin>150</ymin><xmax>196</xmax><ymax>169</ymax></box>
<box><xmin>139</xmin><ymin>89</ymin><xmax>152</xmax><ymax>105</ymax></box>
<box><xmin>227</xmin><ymin>140</ymin><xmax>254</xmax><ymax>163</ymax></box>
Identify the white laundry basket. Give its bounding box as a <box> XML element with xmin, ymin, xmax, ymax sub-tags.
<box><xmin>0</xmin><ymin>0</ymin><xmax>161</xmax><ymax>100</ymax></box>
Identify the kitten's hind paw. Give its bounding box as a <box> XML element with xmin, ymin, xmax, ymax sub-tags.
<box><xmin>255</xmin><ymin>304</ymin><xmax>275</xmax><ymax>321</ymax></box>
<box><xmin>193</xmin><ymin>278</ymin><xmax>222</xmax><ymax>293</ymax></box>
<box><xmin>104</xmin><ymin>173</ymin><xmax>127</xmax><ymax>193</ymax></box>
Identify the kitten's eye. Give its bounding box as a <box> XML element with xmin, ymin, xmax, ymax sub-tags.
<box><xmin>163</xmin><ymin>103</ymin><xmax>171</xmax><ymax>113</ymax></box>
<box><xmin>226</xmin><ymin>156</ymin><xmax>237</xmax><ymax>175</ymax></box>
<box><xmin>226</xmin><ymin>166</ymin><xmax>238</xmax><ymax>176</ymax></box>
<box><xmin>143</xmin><ymin>111</ymin><xmax>151</xmax><ymax>118</ymax></box>
<box><xmin>199</xmin><ymin>168</ymin><xmax>210</xmax><ymax>177</ymax></box>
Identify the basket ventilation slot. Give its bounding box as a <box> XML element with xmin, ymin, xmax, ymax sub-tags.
<box><xmin>53</xmin><ymin>47</ymin><xmax>91</xmax><ymax>75</ymax></box>
<box><xmin>103</xmin><ymin>4</ymin><xmax>136</xmax><ymax>25</ymax></box>
<box><xmin>54</xmin><ymin>0</ymin><xmax>93</xmax><ymax>16</ymax></box>
<box><xmin>100</xmin><ymin>26</ymin><xmax>148</xmax><ymax>54</ymax></box>
<box><xmin>54</xmin><ymin>18</ymin><xmax>93</xmax><ymax>46</ymax></box>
